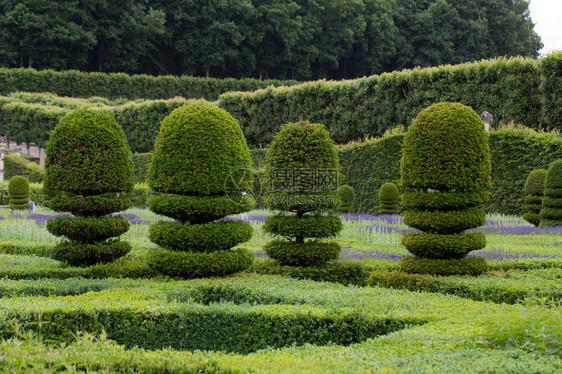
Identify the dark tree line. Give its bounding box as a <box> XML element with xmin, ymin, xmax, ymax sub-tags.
<box><xmin>0</xmin><ymin>0</ymin><xmax>542</xmax><ymax>80</ymax></box>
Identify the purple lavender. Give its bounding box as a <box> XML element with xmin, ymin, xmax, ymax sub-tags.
<box><xmin>128</xmin><ymin>219</ymin><xmax>152</xmax><ymax>225</ymax></box>
<box><xmin>469</xmin><ymin>247</ymin><xmax>559</xmax><ymax>260</ymax></box>
<box><xmin>224</xmin><ymin>215</ymin><xmax>266</xmax><ymax>224</ymax></box>
<box><xmin>8</xmin><ymin>213</ymin><xmax>23</xmax><ymax>219</ymax></box>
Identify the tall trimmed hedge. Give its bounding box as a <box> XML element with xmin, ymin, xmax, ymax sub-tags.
<box><xmin>339</xmin><ymin>127</ymin><xmax>562</xmax><ymax>216</ymax></box>
<box><xmin>3</xmin><ymin>154</ymin><xmax>44</xmax><ymax>183</ymax></box>
<box><xmin>219</xmin><ymin>56</ymin><xmax>555</xmax><ymax>147</ymax></box>
<box><xmin>0</xmin><ymin>68</ymin><xmax>297</xmax><ymax>101</ymax></box>
<box><xmin>540</xmin><ymin>51</ymin><xmax>562</xmax><ymax>128</ymax></box>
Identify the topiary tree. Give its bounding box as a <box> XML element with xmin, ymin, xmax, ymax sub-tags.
<box><xmin>263</xmin><ymin>121</ymin><xmax>343</xmax><ymax>267</ymax></box>
<box><xmin>378</xmin><ymin>182</ymin><xmax>400</xmax><ymax>214</ymax></box>
<box><xmin>336</xmin><ymin>184</ymin><xmax>355</xmax><ymax>213</ymax></box>
<box><xmin>540</xmin><ymin>160</ymin><xmax>562</xmax><ymax>227</ymax></box>
<box><xmin>147</xmin><ymin>101</ymin><xmax>255</xmax><ymax>278</ymax></box>
<box><xmin>523</xmin><ymin>169</ymin><xmax>547</xmax><ymax>227</ymax></box>
<box><xmin>45</xmin><ymin>108</ymin><xmax>135</xmax><ymax>266</ymax></box>
<box><xmin>400</xmin><ymin>102</ymin><xmax>491</xmax><ymax>275</ymax></box>
<box><xmin>8</xmin><ymin>175</ymin><xmax>30</xmax><ymax>210</ymax></box>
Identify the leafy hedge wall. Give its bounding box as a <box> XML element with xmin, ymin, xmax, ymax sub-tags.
<box><xmin>0</xmin><ymin>96</ymin><xmax>188</xmax><ymax>151</ymax></box>
<box><xmin>3</xmin><ymin>154</ymin><xmax>45</xmax><ymax>183</ymax></box>
<box><xmin>339</xmin><ymin>127</ymin><xmax>562</xmax><ymax>215</ymax></box>
<box><xmin>0</xmin><ymin>68</ymin><xmax>297</xmax><ymax>101</ymax></box>
<box><xmin>219</xmin><ymin>55</ymin><xmax>562</xmax><ymax>147</ymax></box>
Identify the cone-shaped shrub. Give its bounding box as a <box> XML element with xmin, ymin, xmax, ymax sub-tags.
<box><xmin>147</xmin><ymin>101</ymin><xmax>254</xmax><ymax>278</ymax></box>
<box><xmin>45</xmin><ymin>108</ymin><xmax>135</xmax><ymax>266</ymax></box>
<box><xmin>540</xmin><ymin>161</ymin><xmax>562</xmax><ymax>227</ymax></box>
<box><xmin>263</xmin><ymin>121</ymin><xmax>342</xmax><ymax>267</ymax></box>
<box><xmin>400</xmin><ymin>102</ymin><xmax>491</xmax><ymax>275</ymax></box>
<box><xmin>8</xmin><ymin>175</ymin><xmax>30</xmax><ymax>210</ymax></box>
<box><xmin>523</xmin><ymin>169</ymin><xmax>547</xmax><ymax>227</ymax></box>
<box><xmin>337</xmin><ymin>185</ymin><xmax>355</xmax><ymax>213</ymax></box>
<box><xmin>378</xmin><ymin>182</ymin><xmax>399</xmax><ymax>214</ymax></box>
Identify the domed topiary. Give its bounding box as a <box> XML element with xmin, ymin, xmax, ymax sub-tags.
<box><xmin>523</xmin><ymin>169</ymin><xmax>547</xmax><ymax>227</ymax></box>
<box><xmin>378</xmin><ymin>182</ymin><xmax>400</xmax><ymax>214</ymax></box>
<box><xmin>263</xmin><ymin>121</ymin><xmax>343</xmax><ymax>267</ymax></box>
<box><xmin>336</xmin><ymin>185</ymin><xmax>355</xmax><ymax>213</ymax></box>
<box><xmin>45</xmin><ymin>108</ymin><xmax>135</xmax><ymax>266</ymax></box>
<box><xmin>400</xmin><ymin>102</ymin><xmax>491</xmax><ymax>275</ymax></box>
<box><xmin>147</xmin><ymin>101</ymin><xmax>255</xmax><ymax>278</ymax></box>
<box><xmin>8</xmin><ymin>175</ymin><xmax>30</xmax><ymax>210</ymax></box>
<box><xmin>540</xmin><ymin>161</ymin><xmax>562</xmax><ymax>227</ymax></box>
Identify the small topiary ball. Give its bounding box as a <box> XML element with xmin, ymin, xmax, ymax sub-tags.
<box><xmin>337</xmin><ymin>185</ymin><xmax>355</xmax><ymax>213</ymax></box>
<box><xmin>149</xmin><ymin>101</ymin><xmax>253</xmax><ymax>195</ymax></box>
<box><xmin>401</xmin><ymin>102</ymin><xmax>491</xmax><ymax>191</ymax></box>
<box><xmin>524</xmin><ymin>169</ymin><xmax>547</xmax><ymax>196</ymax></box>
<box><xmin>46</xmin><ymin>108</ymin><xmax>135</xmax><ymax>195</ymax></box>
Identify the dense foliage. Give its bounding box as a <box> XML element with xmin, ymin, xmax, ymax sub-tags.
<box><xmin>400</xmin><ymin>102</ymin><xmax>490</xmax><ymax>274</ymax></box>
<box><xmin>339</xmin><ymin>127</ymin><xmax>562</xmax><ymax>215</ymax></box>
<box><xmin>220</xmin><ymin>56</ymin><xmax>559</xmax><ymax>146</ymax></box>
<box><xmin>45</xmin><ymin>108</ymin><xmax>134</xmax><ymax>265</ymax></box>
<box><xmin>378</xmin><ymin>182</ymin><xmax>400</xmax><ymax>214</ymax></box>
<box><xmin>336</xmin><ymin>185</ymin><xmax>355</xmax><ymax>213</ymax></box>
<box><xmin>523</xmin><ymin>169</ymin><xmax>547</xmax><ymax>227</ymax></box>
<box><xmin>263</xmin><ymin>122</ymin><xmax>342</xmax><ymax>267</ymax></box>
<box><xmin>147</xmin><ymin>101</ymin><xmax>254</xmax><ymax>278</ymax></box>
<box><xmin>540</xmin><ymin>160</ymin><xmax>562</xmax><ymax>227</ymax></box>
<box><xmin>0</xmin><ymin>0</ymin><xmax>541</xmax><ymax>80</ymax></box>
<box><xmin>8</xmin><ymin>175</ymin><xmax>30</xmax><ymax>210</ymax></box>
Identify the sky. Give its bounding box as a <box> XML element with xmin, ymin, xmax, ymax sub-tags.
<box><xmin>528</xmin><ymin>0</ymin><xmax>562</xmax><ymax>55</ymax></box>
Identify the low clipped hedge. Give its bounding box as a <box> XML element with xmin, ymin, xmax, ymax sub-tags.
<box><xmin>0</xmin><ymin>254</ymin><xmax>85</xmax><ymax>280</ymax></box>
<box><xmin>253</xmin><ymin>260</ymin><xmax>369</xmax><ymax>286</ymax></box>
<box><xmin>399</xmin><ymin>257</ymin><xmax>488</xmax><ymax>276</ymax></box>
<box><xmin>148</xmin><ymin>221</ymin><xmax>253</xmax><ymax>253</ymax></box>
<box><xmin>367</xmin><ymin>268</ymin><xmax>562</xmax><ymax>304</ymax></box>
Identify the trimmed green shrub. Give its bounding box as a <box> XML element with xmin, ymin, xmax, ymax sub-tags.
<box><xmin>8</xmin><ymin>175</ymin><xmax>30</xmax><ymax>210</ymax></box>
<box><xmin>47</xmin><ymin>217</ymin><xmax>130</xmax><ymax>242</ymax></box>
<box><xmin>148</xmin><ymin>101</ymin><xmax>252</xmax><ymax>196</ymax></box>
<box><xmin>263</xmin><ymin>121</ymin><xmax>342</xmax><ymax>267</ymax></box>
<box><xmin>46</xmin><ymin>108</ymin><xmax>135</xmax><ymax>195</ymax></box>
<box><xmin>51</xmin><ymin>240</ymin><xmax>131</xmax><ymax>267</ymax></box>
<box><xmin>148</xmin><ymin>194</ymin><xmax>254</xmax><ymax>223</ymax></box>
<box><xmin>45</xmin><ymin>108</ymin><xmax>135</xmax><ymax>266</ymax></box>
<box><xmin>400</xmin><ymin>102</ymin><xmax>490</xmax><ymax>273</ymax></box>
<box><xmin>3</xmin><ymin>154</ymin><xmax>44</xmax><ymax>183</ymax></box>
<box><xmin>148</xmin><ymin>101</ymin><xmax>255</xmax><ymax>278</ymax></box>
<box><xmin>523</xmin><ymin>169</ymin><xmax>547</xmax><ymax>227</ymax></box>
<box><xmin>540</xmin><ymin>160</ymin><xmax>562</xmax><ymax>226</ymax></box>
<box><xmin>49</xmin><ymin>194</ymin><xmax>130</xmax><ymax>218</ymax></box>
<box><xmin>336</xmin><ymin>185</ymin><xmax>355</xmax><ymax>213</ymax></box>
<box><xmin>540</xmin><ymin>51</ymin><xmax>562</xmax><ymax>129</ymax></box>
<box><xmin>399</xmin><ymin>257</ymin><xmax>488</xmax><ymax>276</ymax></box>
<box><xmin>149</xmin><ymin>220</ymin><xmax>253</xmax><ymax>253</ymax></box>
<box><xmin>378</xmin><ymin>182</ymin><xmax>399</xmax><ymax>214</ymax></box>
<box><xmin>253</xmin><ymin>260</ymin><xmax>369</xmax><ymax>286</ymax></box>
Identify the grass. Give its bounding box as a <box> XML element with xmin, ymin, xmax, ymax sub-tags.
<box><xmin>0</xmin><ymin>206</ymin><xmax>561</xmax><ymax>372</ymax></box>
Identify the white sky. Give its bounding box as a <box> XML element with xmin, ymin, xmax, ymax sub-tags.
<box><xmin>528</xmin><ymin>0</ymin><xmax>562</xmax><ymax>55</ymax></box>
